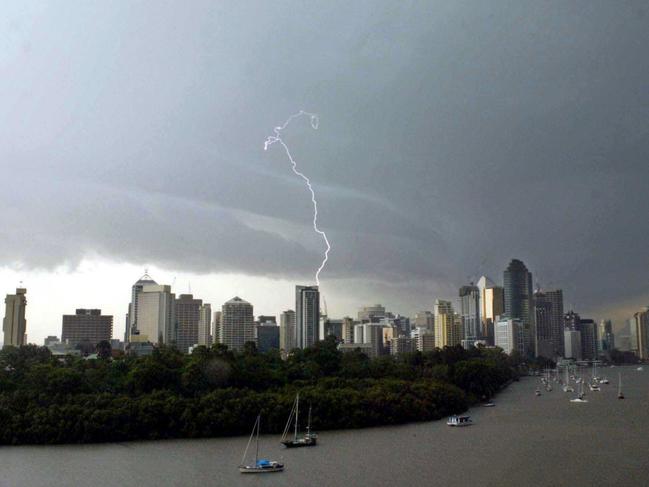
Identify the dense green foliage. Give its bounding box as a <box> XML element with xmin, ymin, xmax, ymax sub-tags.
<box><xmin>0</xmin><ymin>339</ymin><xmax>517</xmax><ymax>445</ymax></box>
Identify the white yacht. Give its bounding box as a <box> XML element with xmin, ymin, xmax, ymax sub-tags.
<box><xmin>447</xmin><ymin>415</ymin><xmax>473</xmax><ymax>427</ymax></box>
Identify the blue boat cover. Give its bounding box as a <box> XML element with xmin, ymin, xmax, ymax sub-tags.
<box><xmin>257</xmin><ymin>459</ymin><xmax>270</xmax><ymax>466</ymax></box>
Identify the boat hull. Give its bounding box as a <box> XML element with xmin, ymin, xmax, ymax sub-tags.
<box><xmin>239</xmin><ymin>465</ymin><xmax>284</xmax><ymax>474</ymax></box>
<box><xmin>282</xmin><ymin>438</ymin><xmax>317</xmax><ymax>448</ymax></box>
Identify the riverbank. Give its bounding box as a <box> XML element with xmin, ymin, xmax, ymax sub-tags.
<box><xmin>0</xmin><ymin>340</ymin><xmax>517</xmax><ymax>445</ymax></box>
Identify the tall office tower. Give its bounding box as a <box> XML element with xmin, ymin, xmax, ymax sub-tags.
<box><xmin>533</xmin><ymin>289</ymin><xmax>564</xmax><ymax>358</ymax></box>
<box><xmin>220</xmin><ymin>297</ymin><xmax>254</xmax><ymax>352</ymax></box>
<box><xmin>534</xmin><ymin>295</ymin><xmax>553</xmax><ymax>358</ymax></box>
<box><xmin>127</xmin><ymin>273</ymin><xmax>157</xmax><ymax>340</ymax></box>
<box><xmin>434</xmin><ymin>300</ymin><xmax>461</xmax><ymax>348</ymax></box>
<box><xmin>633</xmin><ymin>308</ymin><xmax>649</xmax><ymax>360</ymax></box>
<box><xmin>599</xmin><ymin>319</ymin><xmax>615</xmax><ymax>357</ymax></box>
<box><xmin>279</xmin><ymin>310</ymin><xmax>296</xmax><ymax>353</ymax></box>
<box><xmin>564</xmin><ymin>310</ymin><xmax>581</xmax><ymax>331</ymax></box>
<box><xmin>257</xmin><ymin>315</ymin><xmax>276</xmax><ymax>325</ymax></box>
<box><xmin>198</xmin><ymin>303</ymin><xmax>212</xmax><ymax>347</ymax></box>
<box><xmin>3</xmin><ymin>288</ymin><xmax>27</xmax><ymax>348</ymax></box>
<box><xmin>357</xmin><ymin>304</ymin><xmax>387</xmax><ymax>323</ymax></box>
<box><xmin>135</xmin><ymin>284</ymin><xmax>175</xmax><ymax>345</ymax></box>
<box><xmin>256</xmin><ymin>322</ymin><xmax>280</xmax><ymax>352</ymax></box>
<box><xmin>477</xmin><ymin>276</ymin><xmax>504</xmax><ymax>345</ymax></box>
<box><xmin>459</xmin><ymin>284</ymin><xmax>481</xmax><ymax>349</ymax></box>
<box><xmin>495</xmin><ymin>318</ymin><xmax>525</xmax><ymax>355</ymax></box>
<box><xmin>295</xmin><ymin>285</ymin><xmax>320</xmax><ymax>349</ymax></box>
<box><xmin>356</xmin><ymin>323</ymin><xmax>384</xmax><ymax>357</ymax></box>
<box><xmin>391</xmin><ymin>315</ymin><xmax>411</xmax><ymax>337</ymax></box>
<box><xmin>413</xmin><ymin>311</ymin><xmax>434</xmax><ymax>332</ymax></box>
<box><xmin>61</xmin><ymin>309</ymin><xmax>113</xmax><ymax>348</ymax></box>
<box><xmin>174</xmin><ymin>294</ymin><xmax>202</xmax><ymax>353</ymax></box>
<box><xmin>341</xmin><ymin>317</ymin><xmax>355</xmax><ymax>343</ymax></box>
<box><xmin>503</xmin><ymin>259</ymin><xmax>535</xmax><ymax>356</ymax></box>
<box><xmin>578</xmin><ymin>319</ymin><xmax>597</xmax><ymax>360</ymax></box>
<box><xmin>564</xmin><ymin>329</ymin><xmax>582</xmax><ymax>360</ymax></box>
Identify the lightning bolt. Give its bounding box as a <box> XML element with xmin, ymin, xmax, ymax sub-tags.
<box><xmin>264</xmin><ymin>110</ymin><xmax>331</xmax><ymax>286</ymax></box>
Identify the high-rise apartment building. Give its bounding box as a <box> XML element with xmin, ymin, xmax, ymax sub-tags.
<box><xmin>61</xmin><ymin>309</ymin><xmax>113</xmax><ymax>348</ymax></box>
<box><xmin>135</xmin><ymin>284</ymin><xmax>175</xmax><ymax>345</ymax></box>
<box><xmin>198</xmin><ymin>303</ymin><xmax>212</xmax><ymax>347</ymax></box>
<box><xmin>220</xmin><ymin>297</ymin><xmax>254</xmax><ymax>352</ymax></box>
<box><xmin>434</xmin><ymin>300</ymin><xmax>462</xmax><ymax>348</ymax></box>
<box><xmin>279</xmin><ymin>310</ymin><xmax>296</xmax><ymax>352</ymax></box>
<box><xmin>212</xmin><ymin>311</ymin><xmax>221</xmax><ymax>345</ymax></box>
<box><xmin>296</xmin><ymin>285</ymin><xmax>320</xmax><ymax>349</ymax></box>
<box><xmin>175</xmin><ymin>294</ymin><xmax>202</xmax><ymax>353</ymax></box>
<box><xmin>3</xmin><ymin>288</ymin><xmax>27</xmax><ymax>348</ymax></box>
<box><xmin>503</xmin><ymin>259</ymin><xmax>535</xmax><ymax>356</ymax></box>
<box><xmin>459</xmin><ymin>284</ymin><xmax>481</xmax><ymax>349</ymax></box>
<box><xmin>341</xmin><ymin>317</ymin><xmax>355</xmax><ymax>343</ymax></box>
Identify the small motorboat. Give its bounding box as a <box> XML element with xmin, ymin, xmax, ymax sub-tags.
<box><xmin>447</xmin><ymin>415</ymin><xmax>473</xmax><ymax>427</ymax></box>
<box><xmin>482</xmin><ymin>402</ymin><xmax>495</xmax><ymax>408</ymax></box>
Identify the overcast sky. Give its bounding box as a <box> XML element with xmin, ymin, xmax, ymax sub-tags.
<box><xmin>1</xmin><ymin>1</ymin><xmax>648</xmax><ymax>343</ymax></box>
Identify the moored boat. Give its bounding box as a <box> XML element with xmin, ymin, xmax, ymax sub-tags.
<box><xmin>447</xmin><ymin>415</ymin><xmax>473</xmax><ymax>427</ymax></box>
<box><xmin>239</xmin><ymin>415</ymin><xmax>284</xmax><ymax>474</ymax></box>
<box><xmin>281</xmin><ymin>393</ymin><xmax>317</xmax><ymax>448</ymax></box>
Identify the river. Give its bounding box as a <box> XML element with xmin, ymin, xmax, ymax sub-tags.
<box><xmin>2</xmin><ymin>366</ymin><xmax>648</xmax><ymax>487</ymax></box>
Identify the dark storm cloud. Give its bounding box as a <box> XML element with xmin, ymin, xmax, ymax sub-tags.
<box><xmin>1</xmin><ymin>1</ymin><xmax>648</xmax><ymax>316</ymax></box>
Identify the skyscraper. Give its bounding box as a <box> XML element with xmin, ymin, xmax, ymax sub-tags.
<box><xmin>220</xmin><ymin>297</ymin><xmax>254</xmax><ymax>352</ymax></box>
<box><xmin>459</xmin><ymin>284</ymin><xmax>481</xmax><ymax>349</ymax></box>
<box><xmin>533</xmin><ymin>289</ymin><xmax>564</xmax><ymax>358</ymax></box>
<box><xmin>634</xmin><ymin>308</ymin><xmax>649</xmax><ymax>360</ymax></box>
<box><xmin>503</xmin><ymin>259</ymin><xmax>534</xmax><ymax>356</ymax></box>
<box><xmin>175</xmin><ymin>294</ymin><xmax>202</xmax><ymax>353</ymax></box>
<box><xmin>599</xmin><ymin>319</ymin><xmax>615</xmax><ymax>357</ymax></box>
<box><xmin>434</xmin><ymin>300</ymin><xmax>461</xmax><ymax>348</ymax></box>
<box><xmin>357</xmin><ymin>304</ymin><xmax>388</xmax><ymax>323</ymax></box>
<box><xmin>495</xmin><ymin>318</ymin><xmax>525</xmax><ymax>355</ymax></box>
<box><xmin>198</xmin><ymin>304</ymin><xmax>212</xmax><ymax>347</ymax></box>
<box><xmin>3</xmin><ymin>288</ymin><xmax>27</xmax><ymax>348</ymax></box>
<box><xmin>135</xmin><ymin>284</ymin><xmax>175</xmax><ymax>345</ymax></box>
<box><xmin>477</xmin><ymin>276</ymin><xmax>504</xmax><ymax>345</ymax></box>
<box><xmin>127</xmin><ymin>273</ymin><xmax>157</xmax><ymax>341</ymax></box>
<box><xmin>279</xmin><ymin>310</ymin><xmax>296</xmax><ymax>353</ymax></box>
<box><xmin>295</xmin><ymin>285</ymin><xmax>320</xmax><ymax>349</ymax></box>
<box><xmin>61</xmin><ymin>309</ymin><xmax>113</xmax><ymax>348</ymax></box>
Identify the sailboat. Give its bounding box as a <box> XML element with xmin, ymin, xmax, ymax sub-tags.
<box><xmin>563</xmin><ymin>367</ymin><xmax>574</xmax><ymax>393</ymax></box>
<box><xmin>239</xmin><ymin>415</ymin><xmax>284</xmax><ymax>474</ymax></box>
<box><xmin>570</xmin><ymin>381</ymin><xmax>588</xmax><ymax>403</ymax></box>
<box><xmin>617</xmin><ymin>372</ymin><xmax>624</xmax><ymax>400</ymax></box>
<box><xmin>281</xmin><ymin>393</ymin><xmax>317</xmax><ymax>448</ymax></box>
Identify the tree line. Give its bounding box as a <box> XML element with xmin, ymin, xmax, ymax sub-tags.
<box><xmin>0</xmin><ymin>338</ymin><xmax>518</xmax><ymax>444</ymax></box>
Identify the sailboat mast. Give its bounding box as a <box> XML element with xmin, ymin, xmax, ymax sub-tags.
<box><xmin>294</xmin><ymin>393</ymin><xmax>300</xmax><ymax>440</ymax></box>
<box><xmin>255</xmin><ymin>415</ymin><xmax>260</xmax><ymax>464</ymax></box>
<box><xmin>307</xmin><ymin>403</ymin><xmax>312</xmax><ymax>436</ymax></box>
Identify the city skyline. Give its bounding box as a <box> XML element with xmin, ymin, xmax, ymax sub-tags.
<box><xmin>0</xmin><ymin>258</ymin><xmax>644</xmax><ymax>346</ymax></box>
